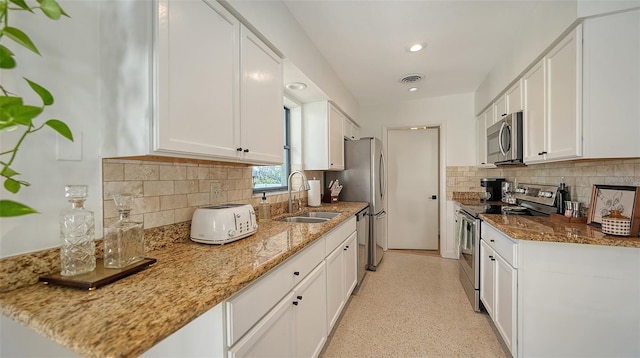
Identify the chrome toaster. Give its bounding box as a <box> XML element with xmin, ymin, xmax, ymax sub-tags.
<box><xmin>190</xmin><ymin>204</ymin><xmax>258</xmax><ymax>244</ymax></box>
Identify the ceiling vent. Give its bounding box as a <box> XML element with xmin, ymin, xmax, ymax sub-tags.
<box><xmin>399</xmin><ymin>73</ymin><xmax>425</xmax><ymax>84</ymax></box>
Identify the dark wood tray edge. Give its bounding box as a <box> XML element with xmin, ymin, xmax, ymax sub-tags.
<box><xmin>39</xmin><ymin>258</ymin><xmax>157</xmax><ymax>290</ymax></box>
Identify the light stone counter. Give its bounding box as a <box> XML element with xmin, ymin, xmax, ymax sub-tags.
<box><xmin>480</xmin><ymin>213</ymin><xmax>640</xmax><ymax>248</ymax></box>
<box><xmin>0</xmin><ymin>202</ymin><xmax>368</xmax><ymax>357</ymax></box>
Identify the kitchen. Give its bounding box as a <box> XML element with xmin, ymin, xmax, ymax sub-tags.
<box><xmin>1</xmin><ymin>0</ymin><xmax>639</xmax><ymax>357</ymax></box>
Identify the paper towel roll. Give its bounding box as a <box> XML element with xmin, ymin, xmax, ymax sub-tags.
<box><xmin>308</xmin><ymin>180</ymin><xmax>321</xmax><ymax>207</ymax></box>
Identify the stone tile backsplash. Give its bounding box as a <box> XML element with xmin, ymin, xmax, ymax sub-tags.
<box><xmin>102</xmin><ymin>158</ymin><xmax>321</xmax><ymax>229</ymax></box>
<box><xmin>446</xmin><ymin>158</ymin><xmax>640</xmax><ymax>208</ymax></box>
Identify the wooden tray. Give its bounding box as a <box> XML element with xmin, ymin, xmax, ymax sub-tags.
<box><xmin>39</xmin><ymin>258</ymin><xmax>156</xmax><ymax>290</ymax></box>
<box><xmin>550</xmin><ymin>213</ymin><xmax>587</xmax><ymax>224</ymax></box>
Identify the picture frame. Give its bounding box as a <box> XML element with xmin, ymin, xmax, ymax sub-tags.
<box><xmin>587</xmin><ymin>184</ymin><xmax>640</xmax><ymax>236</ymax></box>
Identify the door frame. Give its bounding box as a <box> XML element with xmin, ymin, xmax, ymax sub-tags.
<box><xmin>383</xmin><ymin>123</ymin><xmax>446</xmax><ymax>255</ymax></box>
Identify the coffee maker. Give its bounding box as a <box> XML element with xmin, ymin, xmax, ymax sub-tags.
<box><xmin>480</xmin><ymin>178</ymin><xmax>505</xmax><ymax>202</ymax></box>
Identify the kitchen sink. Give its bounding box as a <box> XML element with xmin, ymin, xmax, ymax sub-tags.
<box><xmin>299</xmin><ymin>211</ymin><xmax>341</xmax><ymax>219</ymax></box>
<box><xmin>278</xmin><ymin>216</ymin><xmax>329</xmax><ymax>223</ymax></box>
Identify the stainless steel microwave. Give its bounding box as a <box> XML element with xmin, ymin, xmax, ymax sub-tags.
<box><xmin>486</xmin><ymin>111</ymin><xmax>523</xmax><ymax>165</ymax></box>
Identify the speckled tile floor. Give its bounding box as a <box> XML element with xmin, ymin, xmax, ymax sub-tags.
<box><xmin>321</xmin><ymin>250</ymin><xmax>509</xmax><ymax>358</ymax></box>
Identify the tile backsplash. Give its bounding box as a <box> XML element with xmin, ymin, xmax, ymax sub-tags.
<box><xmin>446</xmin><ymin>158</ymin><xmax>640</xmax><ymax>208</ymax></box>
<box><xmin>102</xmin><ymin>157</ymin><xmax>321</xmax><ymax>229</ymax></box>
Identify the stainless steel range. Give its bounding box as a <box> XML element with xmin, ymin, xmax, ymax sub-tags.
<box><xmin>456</xmin><ymin>183</ymin><xmax>561</xmax><ymax>312</ymax></box>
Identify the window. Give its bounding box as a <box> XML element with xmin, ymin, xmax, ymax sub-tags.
<box><xmin>252</xmin><ymin>107</ymin><xmax>291</xmax><ymax>193</ymax></box>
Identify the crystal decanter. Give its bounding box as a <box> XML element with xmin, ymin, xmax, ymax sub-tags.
<box><xmin>59</xmin><ymin>185</ymin><xmax>96</xmax><ymax>276</ymax></box>
<box><xmin>104</xmin><ymin>193</ymin><xmax>144</xmax><ymax>268</ymax></box>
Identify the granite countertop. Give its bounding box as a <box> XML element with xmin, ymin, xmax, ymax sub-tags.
<box><xmin>480</xmin><ymin>213</ymin><xmax>640</xmax><ymax>248</ymax></box>
<box><xmin>0</xmin><ymin>201</ymin><xmax>368</xmax><ymax>358</ymax></box>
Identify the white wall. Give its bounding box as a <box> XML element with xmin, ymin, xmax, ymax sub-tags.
<box><xmin>577</xmin><ymin>0</ymin><xmax>640</xmax><ymax>17</ymax></box>
<box><xmin>223</xmin><ymin>0</ymin><xmax>360</xmax><ymax>121</ymax></box>
<box><xmin>474</xmin><ymin>1</ymin><xmax>578</xmax><ymax>114</ymax></box>
<box><xmin>359</xmin><ymin>92</ymin><xmax>476</xmax><ymax>259</ymax></box>
<box><xmin>0</xmin><ymin>1</ymin><xmax>103</xmax><ymax>258</ymax></box>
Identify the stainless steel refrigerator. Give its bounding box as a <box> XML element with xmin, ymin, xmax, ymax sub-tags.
<box><xmin>326</xmin><ymin>137</ymin><xmax>387</xmax><ymax>270</ymax></box>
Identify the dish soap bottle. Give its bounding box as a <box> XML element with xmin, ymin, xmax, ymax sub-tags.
<box><xmin>258</xmin><ymin>192</ymin><xmax>271</xmax><ymax>222</ymax></box>
<box><xmin>59</xmin><ymin>185</ymin><xmax>96</xmax><ymax>276</ymax></box>
<box><xmin>104</xmin><ymin>194</ymin><xmax>144</xmax><ymax>268</ymax></box>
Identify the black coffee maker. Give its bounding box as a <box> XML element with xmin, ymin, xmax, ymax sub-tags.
<box><xmin>480</xmin><ymin>178</ymin><xmax>505</xmax><ymax>202</ymax></box>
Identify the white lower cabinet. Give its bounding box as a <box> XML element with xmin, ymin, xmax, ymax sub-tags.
<box><xmin>228</xmin><ymin>292</ymin><xmax>294</xmax><ymax>358</ymax></box>
<box><xmin>230</xmin><ymin>263</ymin><xmax>327</xmax><ymax>358</ymax></box>
<box><xmin>228</xmin><ymin>216</ymin><xmax>357</xmax><ymax>358</ymax></box>
<box><xmin>480</xmin><ymin>223</ymin><xmax>518</xmax><ymax>357</ymax></box>
<box><xmin>326</xmin><ymin>230</ymin><xmax>358</xmax><ymax>332</ymax></box>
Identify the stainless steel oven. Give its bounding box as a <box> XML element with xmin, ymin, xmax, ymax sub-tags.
<box><xmin>456</xmin><ymin>207</ymin><xmax>482</xmax><ymax>312</ymax></box>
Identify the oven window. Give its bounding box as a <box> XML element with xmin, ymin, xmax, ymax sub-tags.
<box><xmin>460</xmin><ymin>220</ymin><xmax>474</xmax><ymax>268</ymax></box>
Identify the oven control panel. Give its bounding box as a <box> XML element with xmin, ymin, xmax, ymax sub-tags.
<box><xmin>514</xmin><ymin>183</ymin><xmax>558</xmax><ymax>207</ymax></box>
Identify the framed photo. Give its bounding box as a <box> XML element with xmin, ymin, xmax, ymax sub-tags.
<box><xmin>587</xmin><ymin>184</ymin><xmax>640</xmax><ymax>236</ymax></box>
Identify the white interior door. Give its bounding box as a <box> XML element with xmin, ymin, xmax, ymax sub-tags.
<box><xmin>387</xmin><ymin>127</ymin><xmax>439</xmax><ymax>250</ymax></box>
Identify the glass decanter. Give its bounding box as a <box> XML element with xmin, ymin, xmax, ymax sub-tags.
<box><xmin>104</xmin><ymin>194</ymin><xmax>144</xmax><ymax>268</ymax></box>
<box><xmin>59</xmin><ymin>185</ymin><xmax>96</xmax><ymax>276</ymax></box>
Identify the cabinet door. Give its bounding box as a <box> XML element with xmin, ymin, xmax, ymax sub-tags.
<box><xmin>328</xmin><ymin>106</ymin><xmax>345</xmax><ymax>170</ymax></box>
<box><xmin>494</xmin><ymin>253</ymin><xmax>517</xmax><ymax>356</ymax></box>
<box><xmin>229</xmin><ymin>291</ymin><xmax>295</xmax><ymax>358</ymax></box>
<box><xmin>343</xmin><ymin>232</ymin><xmax>358</xmax><ymax>298</ymax></box>
<box><xmin>294</xmin><ymin>263</ymin><xmax>327</xmax><ymax>358</ymax></box>
<box><xmin>479</xmin><ymin>240</ymin><xmax>495</xmax><ymax>318</ymax></box>
<box><xmin>156</xmin><ymin>0</ymin><xmax>240</xmax><ymax>157</ymax></box>
<box><xmin>240</xmin><ymin>26</ymin><xmax>284</xmax><ymax>164</ymax></box>
<box><xmin>494</xmin><ymin>96</ymin><xmax>508</xmax><ymax>120</ymax></box>
<box><xmin>546</xmin><ymin>25</ymin><xmax>582</xmax><ymax>161</ymax></box>
<box><xmin>506</xmin><ymin>80</ymin><xmax>523</xmax><ymax>113</ymax></box>
<box><xmin>326</xmin><ymin>245</ymin><xmax>344</xmax><ymax>332</ymax></box>
<box><xmin>523</xmin><ymin>59</ymin><xmax>546</xmax><ymax>163</ymax></box>
<box><xmin>476</xmin><ymin>109</ymin><xmax>490</xmax><ymax>166</ymax></box>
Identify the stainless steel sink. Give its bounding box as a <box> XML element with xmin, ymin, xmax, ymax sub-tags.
<box><xmin>299</xmin><ymin>212</ymin><xmax>341</xmax><ymax>219</ymax></box>
<box><xmin>278</xmin><ymin>216</ymin><xmax>329</xmax><ymax>223</ymax></box>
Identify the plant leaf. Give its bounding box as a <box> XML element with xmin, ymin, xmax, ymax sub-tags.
<box><xmin>39</xmin><ymin>0</ymin><xmax>62</xmax><ymax>20</ymax></box>
<box><xmin>11</xmin><ymin>105</ymin><xmax>43</xmax><ymax>126</ymax></box>
<box><xmin>4</xmin><ymin>177</ymin><xmax>21</xmax><ymax>193</ymax></box>
<box><xmin>2</xmin><ymin>27</ymin><xmax>40</xmax><ymax>55</ymax></box>
<box><xmin>0</xmin><ymin>166</ymin><xmax>19</xmax><ymax>178</ymax></box>
<box><xmin>0</xmin><ymin>200</ymin><xmax>38</xmax><ymax>217</ymax></box>
<box><xmin>0</xmin><ymin>96</ymin><xmax>23</xmax><ymax>108</ymax></box>
<box><xmin>45</xmin><ymin>119</ymin><xmax>73</xmax><ymax>141</ymax></box>
<box><xmin>0</xmin><ymin>45</ymin><xmax>16</xmax><ymax>69</ymax></box>
<box><xmin>25</xmin><ymin>78</ymin><xmax>54</xmax><ymax>106</ymax></box>
<box><xmin>8</xmin><ymin>0</ymin><xmax>33</xmax><ymax>11</ymax></box>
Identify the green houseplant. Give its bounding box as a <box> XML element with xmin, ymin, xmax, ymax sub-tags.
<box><xmin>0</xmin><ymin>0</ymin><xmax>73</xmax><ymax>217</ymax></box>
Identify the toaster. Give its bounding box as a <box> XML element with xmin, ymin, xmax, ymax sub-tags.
<box><xmin>190</xmin><ymin>204</ymin><xmax>258</xmax><ymax>244</ymax></box>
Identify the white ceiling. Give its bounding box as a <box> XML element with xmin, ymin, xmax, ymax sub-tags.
<box><xmin>282</xmin><ymin>0</ymin><xmax>562</xmax><ymax>106</ymax></box>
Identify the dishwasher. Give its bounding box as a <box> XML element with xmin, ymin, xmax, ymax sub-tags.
<box><xmin>355</xmin><ymin>207</ymin><xmax>370</xmax><ymax>287</ymax></box>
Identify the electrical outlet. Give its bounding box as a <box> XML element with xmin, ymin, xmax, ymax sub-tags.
<box><xmin>211</xmin><ymin>182</ymin><xmax>222</xmax><ymax>202</ymax></box>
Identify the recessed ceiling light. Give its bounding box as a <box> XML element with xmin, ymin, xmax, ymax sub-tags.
<box><xmin>408</xmin><ymin>43</ymin><xmax>425</xmax><ymax>53</ymax></box>
<box><xmin>285</xmin><ymin>82</ymin><xmax>307</xmax><ymax>90</ymax></box>
<box><xmin>408</xmin><ymin>87</ymin><xmax>419</xmax><ymax>92</ymax></box>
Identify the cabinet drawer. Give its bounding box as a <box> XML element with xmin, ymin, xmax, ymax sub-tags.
<box><xmin>482</xmin><ymin>222</ymin><xmax>518</xmax><ymax>268</ymax></box>
<box><xmin>226</xmin><ymin>237</ymin><xmax>324</xmax><ymax>346</ymax></box>
<box><xmin>325</xmin><ymin>217</ymin><xmax>357</xmax><ymax>255</ymax></box>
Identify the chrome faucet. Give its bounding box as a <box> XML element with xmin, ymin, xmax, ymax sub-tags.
<box><xmin>288</xmin><ymin>170</ymin><xmax>311</xmax><ymax>213</ymax></box>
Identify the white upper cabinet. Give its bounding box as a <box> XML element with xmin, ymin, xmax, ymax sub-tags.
<box><xmin>494</xmin><ymin>95</ymin><xmax>508</xmax><ymax>121</ymax></box>
<box><xmin>156</xmin><ymin>0</ymin><xmax>239</xmax><ymax>159</ymax></box>
<box><xmin>239</xmin><ymin>26</ymin><xmax>284</xmax><ymax>164</ymax></box>
<box><xmin>523</xmin><ymin>26</ymin><xmax>582</xmax><ymax>164</ymax></box>
<box><xmin>101</xmin><ymin>0</ymin><xmax>283</xmax><ymax>165</ymax></box>
<box><xmin>582</xmin><ymin>9</ymin><xmax>640</xmax><ymax>158</ymax></box>
<box><xmin>476</xmin><ymin>106</ymin><xmax>495</xmax><ymax>167</ymax></box>
<box><xmin>343</xmin><ymin>118</ymin><xmax>360</xmax><ymax>141</ymax></box>
<box><xmin>545</xmin><ymin>26</ymin><xmax>582</xmax><ymax>161</ymax></box>
<box><xmin>302</xmin><ymin>101</ymin><xmax>345</xmax><ymax>171</ymax></box>
<box><xmin>523</xmin><ymin>59</ymin><xmax>546</xmax><ymax>163</ymax></box>
<box><xmin>506</xmin><ymin>80</ymin><xmax>523</xmax><ymax>113</ymax></box>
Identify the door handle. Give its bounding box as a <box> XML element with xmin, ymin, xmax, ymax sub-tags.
<box><xmin>431</xmin><ymin>195</ymin><xmax>437</xmax><ymax>200</ymax></box>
